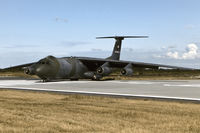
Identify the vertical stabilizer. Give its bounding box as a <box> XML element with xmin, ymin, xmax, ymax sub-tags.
<box><xmin>107</xmin><ymin>37</ymin><xmax>123</xmax><ymax>60</ymax></box>
<box><xmin>96</xmin><ymin>36</ymin><xmax>148</xmax><ymax>60</ymax></box>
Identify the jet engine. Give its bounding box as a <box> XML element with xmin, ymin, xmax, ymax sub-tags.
<box><xmin>97</xmin><ymin>62</ymin><xmax>112</xmax><ymax>76</ymax></box>
<box><xmin>84</xmin><ymin>71</ymin><xmax>95</xmax><ymax>78</ymax></box>
<box><xmin>97</xmin><ymin>66</ymin><xmax>112</xmax><ymax>76</ymax></box>
<box><xmin>84</xmin><ymin>71</ymin><xmax>102</xmax><ymax>80</ymax></box>
<box><xmin>120</xmin><ymin>64</ymin><xmax>133</xmax><ymax>76</ymax></box>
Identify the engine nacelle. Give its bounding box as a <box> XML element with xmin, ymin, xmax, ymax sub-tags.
<box><xmin>121</xmin><ymin>68</ymin><xmax>133</xmax><ymax>76</ymax></box>
<box><xmin>84</xmin><ymin>71</ymin><xmax>102</xmax><ymax>80</ymax></box>
<box><xmin>97</xmin><ymin>66</ymin><xmax>112</xmax><ymax>76</ymax></box>
<box><xmin>121</xmin><ymin>64</ymin><xmax>133</xmax><ymax>76</ymax></box>
<box><xmin>84</xmin><ymin>71</ymin><xmax>95</xmax><ymax>78</ymax></box>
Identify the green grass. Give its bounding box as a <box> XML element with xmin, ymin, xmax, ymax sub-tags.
<box><xmin>0</xmin><ymin>89</ymin><xmax>200</xmax><ymax>133</ymax></box>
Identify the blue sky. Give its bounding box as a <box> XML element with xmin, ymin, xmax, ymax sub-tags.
<box><xmin>0</xmin><ymin>0</ymin><xmax>200</xmax><ymax>68</ymax></box>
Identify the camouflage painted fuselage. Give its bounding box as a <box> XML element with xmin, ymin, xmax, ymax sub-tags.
<box><xmin>25</xmin><ymin>56</ymin><xmax>90</xmax><ymax>80</ymax></box>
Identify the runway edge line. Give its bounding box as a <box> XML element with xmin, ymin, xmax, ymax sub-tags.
<box><xmin>1</xmin><ymin>87</ymin><xmax>200</xmax><ymax>103</ymax></box>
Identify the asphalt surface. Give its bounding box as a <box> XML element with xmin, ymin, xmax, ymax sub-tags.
<box><xmin>1</xmin><ymin>79</ymin><xmax>200</xmax><ymax>102</ymax></box>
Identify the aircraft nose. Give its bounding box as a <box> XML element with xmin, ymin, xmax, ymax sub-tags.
<box><xmin>35</xmin><ymin>66</ymin><xmax>48</xmax><ymax>76</ymax></box>
<box><xmin>35</xmin><ymin>67</ymin><xmax>42</xmax><ymax>75</ymax></box>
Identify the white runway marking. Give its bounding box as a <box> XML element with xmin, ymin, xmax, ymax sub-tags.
<box><xmin>0</xmin><ymin>80</ymin><xmax>35</xmax><ymax>87</ymax></box>
<box><xmin>0</xmin><ymin>80</ymin><xmax>155</xmax><ymax>87</ymax></box>
<box><xmin>108</xmin><ymin>81</ymin><xmax>154</xmax><ymax>85</ymax></box>
<box><xmin>3</xmin><ymin>86</ymin><xmax>200</xmax><ymax>102</ymax></box>
<box><xmin>164</xmin><ymin>84</ymin><xmax>200</xmax><ymax>88</ymax></box>
<box><xmin>0</xmin><ymin>80</ymin><xmax>184</xmax><ymax>87</ymax></box>
<box><xmin>0</xmin><ymin>80</ymin><xmax>91</xmax><ymax>87</ymax></box>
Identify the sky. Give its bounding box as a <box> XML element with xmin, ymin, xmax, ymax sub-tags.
<box><xmin>0</xmin><ymin>0</ymin><xmax>200</xmax><ymax>68</ymax></box>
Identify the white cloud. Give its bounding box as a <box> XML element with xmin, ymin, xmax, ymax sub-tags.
<box><xmin>182</xmin><ymin>44</ymin><xmax>198</xmax><ymax>59</ymax></box>
<box><xmin>166</xmin><ymin>43</ymin><xmax>199</xmax><ymax>59</ymax></box>
<box><xmin>166</xmin><ymin>51</ymin><xmax>179</xmax><ymax>59</ymax></box>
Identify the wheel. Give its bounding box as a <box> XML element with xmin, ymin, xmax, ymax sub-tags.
<box><xmin>70</xmin><ymin>79</ymin><xmax>79</xmax><ymax>81</ymax></box>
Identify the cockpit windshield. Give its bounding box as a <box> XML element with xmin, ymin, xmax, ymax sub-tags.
<box><xmin>37</xmin><ymin>59</ymin><xmax>50</xmax><ymax>65</ymax></box>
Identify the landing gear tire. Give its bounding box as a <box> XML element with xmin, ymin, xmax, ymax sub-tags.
<box><xmin>70</xmin><ymin>79</ymin><xmax>79</xmax><ymax>81</ymax></box>
<box><xmin>41</xmin><ymin>78</ymin><xmax>50</xmax><ymax>82</ymax></box>
<box><xmin>92</xmin><ymin>75</ymin><xmax>101</xmax><ymax>81</ymax></box>
<box><xmin>42</xmin><ymin>79</ymin><xmax>48</xmax><ymax>82</ymax></box>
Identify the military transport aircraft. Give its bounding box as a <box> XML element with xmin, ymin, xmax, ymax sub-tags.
<box><xmin>3</xmin><ymin>36</ymin><xmax>195</xmax><ymax>81</ymax></box>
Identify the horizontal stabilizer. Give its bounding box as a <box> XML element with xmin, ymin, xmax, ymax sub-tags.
<box><xmin>96</xmin><ymin>36</ymin><xmax>148</xmax><ymax>39</ymax></box>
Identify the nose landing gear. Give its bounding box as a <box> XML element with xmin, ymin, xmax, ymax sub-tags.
<box><xmin>92</xmin><ymin>74</ymin><xmax>102</xmax><ymax>81</ymax></box>
<box><xmin>40</xmin><ymin>77</ymin><xmax>50</xmax><ymax>82</ymax></box>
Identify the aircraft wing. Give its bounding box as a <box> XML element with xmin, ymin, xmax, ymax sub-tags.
<box><xmin>2</xmin><ymin>57</ymin><xmax>195</xmax><ymax>72</ymax></box>
<box><xmin>77</xmin><ymin>57</ymin><xmax>196</xmax><ymax>71</ymax></box>
<box><xmin>2</xmin><ymin>62</ymin><xmax>36</xmax><ymax>71</ymax></box>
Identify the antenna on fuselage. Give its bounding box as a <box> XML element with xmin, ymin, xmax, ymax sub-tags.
<box><xmin>96</xmin><ymin>36</ymin><xmax>148</xmax><ymax>60</ymax></box>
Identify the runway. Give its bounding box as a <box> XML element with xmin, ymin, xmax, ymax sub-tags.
<box><xmin>1</xmin><ymin>79</ymin><xmax>200</xmax><ymax>102</ymax></box>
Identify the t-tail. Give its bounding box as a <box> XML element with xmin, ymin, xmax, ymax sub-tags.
<box><xmin>96</xmin><ymin>36</ymin><xmax>148</xmax><ymax>60</ymax></box>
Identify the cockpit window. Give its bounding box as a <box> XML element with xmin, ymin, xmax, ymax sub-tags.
<box><xmin>37</xmin><ymin>60</ymin><xmax>50</xmax><ymax>65</ymax></box>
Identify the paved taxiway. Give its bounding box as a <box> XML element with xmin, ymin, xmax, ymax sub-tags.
<box><xmin>1</xmin><ymin>80</ymin><xmax>200</xmax><ymax>101</ymax></box>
